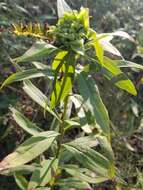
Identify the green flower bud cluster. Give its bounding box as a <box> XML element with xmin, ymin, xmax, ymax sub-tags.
<box><xmin>53</xmin><ymin>8</ymin><xmax>89</xmax><ymax>50</ymax></box>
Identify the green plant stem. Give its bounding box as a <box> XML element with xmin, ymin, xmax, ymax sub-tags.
<box><xmin>56</xmin><ymin>95</ymin><xmax>69</xmax><ymax>158</ymax></box>
<box><xmin>51</xmin><ymin>98</ymin><xmax>68</xmax><ymax>188</ymax></box>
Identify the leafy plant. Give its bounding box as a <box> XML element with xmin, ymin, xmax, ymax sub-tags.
<box><xmin>1</xmin><ymin>0</ymin><xmax>143</xmax><ymax>189</ymax></box>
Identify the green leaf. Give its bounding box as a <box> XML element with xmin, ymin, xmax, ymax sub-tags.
<box><xmin>99</xmin><ymin>40</ymin><xmax>122</xmax><ymax>57</ymax></box>
<box><xmin>14</xmin><ymin>173</ymin><xmax>28</xmax><ymax>190</ymax></box>
<box><xmin>0</xmin><ymin>131</ymin><xmax>58</xmax><ymax>172</ymax></box>
<box><xmin>63</xmin><ymin>165</ymin><xmax>108</xmax><ymax>184</ymax></box>
<box><xmin>14</xmin><ymin>41</ymin><xmax>57</xmax><ymax>63</ymax></box>
<box><xmin>96</xmin><ymin>31</ymin><xmax>135</xmax><ymax>56</ymax></box>
<box><xmin>79</xmin><ymin>7</ymin><xmax>89</xmax><ymax>32</ymax></box>
<box><xmin>89</xmin><ymin>29</ymin><xmax>104</xmax><ymax>64</ymax></box>
<box><xmin>57</xmin><ymin>178</ymin><xmax>91</xmax><ymax>190</ymax></box>
<box><xmin>97</xmin><ymin>136</ymin><xmax>115</xmax><ymax>163</ymax></box>
<box><xmin>63</xmin><ymin>139</ymin><xmax>111</xmax><ymax>177</ymax></box>
<box><xmin>71</xmin><ymin>39</ymin><xmax>85</xmax><ymax>55</ymax></box>
<box><xmin>32</xmin><ymin>62</ymin><xmax>49</xmax><ymax>69</ymax></box>
<box><xmin>77</xmin><ymin>72</ymin><xmax>110</xmax><ymax>137</ymax></box>
<box><xmin>0</xmin><ymin>165</ymin><xmax>35</xmax><ymax>176</ymax></box>
<box><xmin>23</xmin><ymin>80</ymin><xmax>61</xmax><ymax>122</ymax></box>
<box><xmin>112</xmin><ymin>31</ymin><xmax>135</xmax><ymax>42</ymax></box>
<box><xmin>70</xmin><ymin>95</ymin><xmax>96</xmax><ymax>133</ymax></box>
<box><xmin>113</xmin><ymin>60</ymin><xmax>143</xmax><ymax>70</ymax></box>
<box><xmin>64</xmin><ymin>119</ymin><xmax>80</xmax><ymax>131</ymax></box>
<box><xmin>11</xmin><ymin>108</ymin><xmax>42</xmax><ymax>136</ymax></box>
<box><xmin>102</xmin><ymin>57</ymin><xmax>137</xmax><ymax>95</ymax></box>
<box><xmin>28</xmin><ymin>158</ymin><xmax>58</xmax><ymax>189</ymax></box>
<box><xmin>57</xmin><ymin>0</ymin><xmax>72</xmax><ymax>18</ymax></box>
<box><xmin>1</xmin><ymin>68</ymin><xmax>54</xmax><ymax>88</ymax></box>
<box><xmin>52</xmin><ymin>51</ymin><xmax>68</xmax><ymax>70</ymax></box>
<box><xmin>64</xmin><ymin>136</ymin><xmax>98</xmax><ymax>148</ymax></box>
<box><xmin>97</xmin><ymin>31</ymin><xmax>135</xmax><ymax>43</ymax></box>
<box><xmin>51</xmin><ymin>53</ymin><xmax>75</xmax><ymax>108</ymax></box>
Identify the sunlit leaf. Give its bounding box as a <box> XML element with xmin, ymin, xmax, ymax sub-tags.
<box><xmin>14</xmin><ymin>41</ymin><xmax>57</xmax><ymax>63</ymax></box>
<box><xmin>28</xmin><ymin>158</ymin><xmax>58</xmax><ymax>189</ymax></box>
<box><xmin>112</xmin><ymin>31</ymin><xmax>135</xmax><ymax>42</ymax></box>
<box><xmin>0</xmin><ymin>165</ymin><xmax>35</xmax><ymax>176</ymax></box>
<box><xmin>70</xmin><ymin>95</ymin><xmax>97</xmax><ymax>134</ymax></box>
<box><xmin>99</xmin><ymin>40</ymin><xmax>122</xmax><ymax>57</ymax></box>
<box><xmin>51</xmin><ymin>53</ymin><xmax>75</xmax><ymax>108</ymax></box>
<box><xmin>97</xmin><ymin>31</ymin><xmax>135</xmax><ymax>43</ymax></box>
<box><xmin>57</xmin><ymin>177</ymin><xmax>91</xmax><ymax>190</ymax></box>
<box><xmin>23</xmin><ymin>80</ymin><xmax>61</xmax><ymax>121</ymax></box>
<box><xmin>102</xmin><ymin>57</ymin><xmax>137</xmax><ymax>95</ymax></box>
<box><xmin>0</xmin><ymin>131</ymin><xmax>58</xmax><ymax>172</ymax></box>
<box><xmin>77</xmin><ymin>72</ymin><xmax>110</xmax><ymax>137</ymax></box>
<box><xmin>57</xmin><ymin>0</ymin><xmax>72</xmax><ymax>18</ymax></box>
<box><xmin>89</xmin><ymin>29</ymin><xmax>104</xmax><ymax>64</ymax></box>
<box><xmin>63</xmin><ymin>141</ymin><xmax>110</xmax><ymax>177</ymax></box>
<box><xmin>113</xmin><ymin>60</ymin><xmax>143</xmax><ymax>70</ymax></box>
<box><xmin>63</xmin><ymin>164</ymin><xmax>108</xmax><ymax>184</ymax></box>
<box><xmin>79</xmin><ymin>7</ymin><xmax>89</xmax><ymax>32</ymax></box>
<box><xmin>11</xmin><ymin>108</ymin><xmax>42</xmax><ymax>136</ymax></box>
<box><xmin>1</xmin><ymin>68</ymin><xmax>54</xmax><ymax>88</ymax></box>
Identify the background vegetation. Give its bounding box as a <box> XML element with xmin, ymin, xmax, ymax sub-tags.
<box><xmin>0</xmin><ymin>0</ymin><xmax>143</xmax><ymax>189</ymax></box>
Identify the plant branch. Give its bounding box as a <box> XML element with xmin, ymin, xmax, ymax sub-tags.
<box><xmin>56</xmin><ymin>95</ymin><xmax>69</xmax><ymax>158</ymax></box>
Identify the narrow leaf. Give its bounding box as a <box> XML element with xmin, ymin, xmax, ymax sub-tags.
<box><xmin>23</xmin><ymin>80</ymin><xmax>61</xmax><ymax>122</ymax></box>
<box><xmin>51</xmin><ymin>53</ymin><xmax>75</xmax><ymax>108</ymax></box>
<box><xmin>11</xmin><ymin>108</ymin><xmax>42</xmax><ymax>136</ymax></box>
<box><xmin>90</xmin><ymin>29</ymin><xmax>104</xmax><ymax>64</ymax></box>
<box><xmin>64</xmin><ymin>165</ymin><xmax>108</xmax><ymax>184</ymax></box>
<box><xmin>28</xmin><ymin>158</ymin><xmax>58</xmax><ymax>189</ymax></box>
<box><xmin>57</xmin><ymin>178</ymin><xmax>91</xmax><ymax>190</ymax></box>
<box><xmin>77</xmin><ymin>72</ymin><xmax>110</xmax><ymax>137</ymax></box>
<box><xmin>0</xmin><ymin>131</ymin><xmax>58</xmax><ymax>172</ymax></box>
<box><xmin>14</xmin><ymin>173</ymin><xmax>28</xmax><ymax>190</ymax></box>
<box><xmin>57</xmin><ymin>0</ymin><xmax>72</xmax><ymax>18</ymax></box>
<box><xmin>102</xmin><ymin>57</ymin><xmax>137</xmax><ymax>95</ymax></box>
<box><xmin>14</xmin><ymin>41</ymin><xmax>57</xmax><ymax>63</ymax></box>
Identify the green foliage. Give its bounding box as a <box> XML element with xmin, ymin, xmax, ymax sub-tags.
<box><xmin>1</xmin><ymin>0</ymin><xmax>143</xmax><ymax>190</ymax></box>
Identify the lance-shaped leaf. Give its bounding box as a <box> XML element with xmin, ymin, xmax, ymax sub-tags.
<box><xmin>1</xmin><ymin>68</ymin><xmax>54</xmax><ymax>88</ymax></box>
<box><xmin>112</xmin><ymin>31</ymin><xmax>135</xmax><ymax>42</ymax></box>
<box><xmin>63</xmin><ymin>165</ymin><xmax>108</xmax><ymax>184</ymax></box>
<box><xmin>23</xmin><ymin>80</ymin><xmax>61</xmax><ymax>122</ymax></box>
<box><xmin>0</xmin><ymin>164</ymin><xmax>36</xmax><ymax>176</ymax></box>
<box><xmin>112</xmin><ymin>59</ymin><xmax>143</xmax><ymax>70</ymax></box>
<box><xmin>89</xmin><ymin>29</ymin><xmax>104</xmax><ymax>64</ymax></box>
<box><xmin>14</xmin><ymin>173</ymin><xmax>28</xmax><ymax>190</ymax></box>
<box><xmin>97</xmin><ymin>136</ymin><xmax>115</xmax><ymax>163</ymax></box>
<box><xmin>13</xmin><ymin>41</ymin><xmax>57</xmax><ymax>63</ymax></box>
<box><xmin>32</xmin><ymin>61</ymin><xmax>49</xmax><ymax>69</ymax></box>
<box><xmin>99</xmin><ymin>39</ymin><xmax>122</xmax><ymax>57</ymax></box>
<box><xmin>0</xmin><ymin>131</ymin><xmax>58</xmax><ymax>172</ymax></box>
<box><xmin>57</xmin><ymin>0</ymin><xmax>72</xmax><ymax>18</ymax></box>
<box><xmin>51</xmin><ymin>52</ymin><xmax>75</xmax><ymax>108</ymax></box>
<box><xmin>77</xmin><ymin>72</ymin><xmax>110</xmax><ymax>137</ymax></box>
<box><xmin>97</xmin><ymin>31</ymin><xmax>135</xmax><ymax>43</ymax></box>
<box><xmin>102</xmin><ymin>57</ymin><xmax>137</xmax><ymax>95</ymax></box>
<box><xmin>79</xmin><ymin>7</ymin><xmax>89</xmax><ymax>32</ymax></box>
<box><xmin>96</xmin><ymin>31</ymin><xmax>135</xmax><ymax>57</ymax></box>
<box><xmin>63</xmin><ymin>140</ymin><xmax>111</xmax><ymax>177</ymax></box>
<box><xmin>28</xmin><ymin>158</ymin><xmax>58</xmax><ymax>189</ymax></box>
<box><xmin>70</xmin><ymin>95</ymin><xmax>97</xmax><ymax>134</ymax></box>
<box><xmin>57</xmin><ymin>178</ymin><xmax>91</xmax><ymax>190</ymax></box>
<box><xmin>11</xmin><ymin>108</ymin><xmax>42</xmax><ymax>136</ymax></box>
